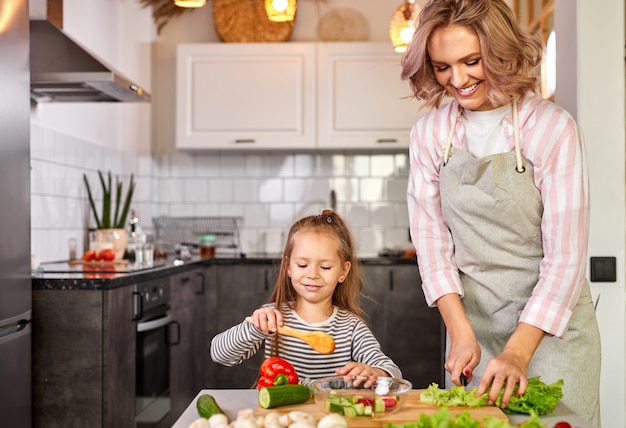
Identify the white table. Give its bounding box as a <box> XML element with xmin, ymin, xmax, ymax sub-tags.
<box><xmin>172</xmin><ymin>389</ymin><xmax>591</xmax><ymax>428</ymax></box>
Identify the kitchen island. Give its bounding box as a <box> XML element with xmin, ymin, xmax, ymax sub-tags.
<box><xmin>172</xmin><ymin>389</ymin><xmax>592</xmax><ymax>428</ymax></box>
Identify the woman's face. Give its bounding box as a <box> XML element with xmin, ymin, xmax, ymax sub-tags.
<box><xmin>428</xmin><ymin>24</ymin><xmax>497</xmax><ymax>111</ymax></box>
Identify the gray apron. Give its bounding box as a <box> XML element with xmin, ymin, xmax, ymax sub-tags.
<box><xmin>438</xmin><ymin>103</ymin><xmax>601</xmax><ymax>427</ymax></box>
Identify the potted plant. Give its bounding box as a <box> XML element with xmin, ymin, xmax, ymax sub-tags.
<box><xmin>83</xmin><ymin>170</ymin><xmax>135</xmax><ymax>259</ymax></box>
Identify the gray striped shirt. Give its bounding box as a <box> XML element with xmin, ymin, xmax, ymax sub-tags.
<box><xmin>210</xmin><ymin>305</ymin><xmax>402</xmax><ymax>383</ymax></box>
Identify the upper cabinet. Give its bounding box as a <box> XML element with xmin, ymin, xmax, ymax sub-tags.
<box><xmin>317</xmin><ymin>43</ymin><xmax>420</xmax><ymax>149</ymax></box>
<box><xmin>176</xmin><ymin>43</ymin><xmax>316</xmax><ymax>150</ymax></box>
<box><xmin>176</xmin><ymin>42</ymin><xmax>423</xmax><ymax>151</ymax></box>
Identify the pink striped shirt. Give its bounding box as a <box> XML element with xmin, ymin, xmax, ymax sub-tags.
<box><xmin>407</xmin><ymin>93</ymin><xmax>590</xmax><ymax>338</ymax></box>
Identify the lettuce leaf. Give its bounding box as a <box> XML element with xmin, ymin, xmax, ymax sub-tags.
<box><xmin>419</xmin><ymin>377</ymin><xmax>563</xmax><ymax>416</ymax></box>
<box><xmin>384</xmin><ymin>407</ymin><xmax>546</xmax><ymax>428</ymax></box>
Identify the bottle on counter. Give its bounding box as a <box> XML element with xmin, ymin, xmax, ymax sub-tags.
<box><xmin>199</xmin><ymin>235</ymin><xmax>217</xmax><ymax>258</ymax></box>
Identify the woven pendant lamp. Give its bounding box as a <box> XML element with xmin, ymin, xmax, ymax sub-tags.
<box><xmin>174</xmin><ymin>0</ymin><xmax>206</xmax><ymax>8</ymax></box>
<box><xmin>265</xmin><ymin>0</ymin><xmax>297</xmax><ymax>22</ymax></box>
<box><xmin>389</xmin><ymin>0</ymin><xmax>420</xmax><ymax>53</ymax></box>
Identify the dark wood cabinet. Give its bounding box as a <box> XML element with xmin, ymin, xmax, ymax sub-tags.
<box><xmin>205</xmin><ymin>262</ymin><xmax>279</xmax><ymax>389</ymax></box>
<box><xmin>32</xmin><ymin>286</ymin><xmax>136</xmax><ymax>428</ymax></box>
<box><xmin>169</xmin><ymin>267</ymin><xmax>210</xmax><ymax>421</ymax></box>
<box><xmin>361</xmin><ymin>263</ymin><xmax>445</xmax><ymax>389</ymax></box>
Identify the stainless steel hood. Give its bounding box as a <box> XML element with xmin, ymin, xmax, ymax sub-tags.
<box><xmin>29</xmin><ymin>20</ymin><xmax>151</xmax><ymax>103</ymax></box>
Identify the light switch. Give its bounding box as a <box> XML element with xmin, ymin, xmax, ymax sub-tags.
<box><xmin>590</xmin><ymin>257</ymin><xmax>616</xmax><ymax>282</ymax></box>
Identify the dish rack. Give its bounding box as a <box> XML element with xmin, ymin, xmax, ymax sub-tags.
<box><xmin>152</xmin><ymin>216</ymin><xmax>243</xmax><ymax>256</ymax></box>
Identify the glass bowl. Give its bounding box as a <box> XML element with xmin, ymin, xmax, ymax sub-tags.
<box><xmin>310</xmin><ymin>375</ymin><xmax>412</xmax><ymax>418</ymax></box>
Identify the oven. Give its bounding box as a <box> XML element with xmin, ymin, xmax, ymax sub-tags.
<box><xmin>133</xmin><ymin>278</ymin><xmax>178</xmax><ymax>428</ymax></box>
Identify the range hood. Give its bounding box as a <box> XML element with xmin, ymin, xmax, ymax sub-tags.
<box><xmin>29</xmin><ymin>20</ymin><xmax>151</xmax><ymax>103</ymax></box>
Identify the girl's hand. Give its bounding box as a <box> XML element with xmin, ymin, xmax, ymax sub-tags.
<box><xmin>250</xmin><ymin>308</ymin><xmax>283</xmax><ymax>334</ymax></box>
<box><xmin>335</xmin><ymin>362</ymin><xmax>388</xmax><ymax>388</ymax></box>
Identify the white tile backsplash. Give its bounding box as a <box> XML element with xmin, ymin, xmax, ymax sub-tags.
<box><xmin>30</xmin><ymin>126</ymin><xmax>413</xmax><ymax>262</ymax></box>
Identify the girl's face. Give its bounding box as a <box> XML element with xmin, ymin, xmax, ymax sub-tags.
<box><xmin>287</xmin><ymin>230</ymin><xmax>351</xmax><ymax>308</ymax></box>
<box><xmin>428</xmin><ymin>24</ymin><xmax>497</xmax><ymax>111</ymax></box>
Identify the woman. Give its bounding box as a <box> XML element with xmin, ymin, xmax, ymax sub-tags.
<box><xmin>401</xmin><ymin>0</ymin><xmax>601</xmax><ymax>426</ymax></box>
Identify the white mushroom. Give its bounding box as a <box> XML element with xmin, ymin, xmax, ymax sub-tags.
<box><xmin>208</xmin><ymin>413</ymin><xmax>229</xmax><ymax>428</ymax></box>
<box><xmin>316</xmin><ymin>414</ymin><xmax>349</xmax><ymax>428</ymax></box>
<box><xmin>278</xmin><ymin>414</ymin><xmax>291</xmax><ymax>427</ymax></box>
<box><xmin>188</xmin><ymin>418</ymin><xmax>210</xmax><ymax>428</ymax></box>
<box><xmin>236</xmin><ymin>409</ymin><xmax>255</xmax><ymax>420</ymax></box>
<box><xmin>287</xmin><ymin>411</ymin><xmax>316</xmax><ymax>426</ymax></box>
<box><xmin>288</xmin><ymin>422</ymin><xmax>316</xmax><ymax>428</ymax></box>
<box><xmin>262</xmin><ymin>412</ymin><xmax>283</xmax><ymax>428</ymax></box>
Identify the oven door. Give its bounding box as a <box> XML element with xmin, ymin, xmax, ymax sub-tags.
<box><xmin>135</xmin><ymin>312</ymin><xmax>174</xmax><ymax>428</ymax></box>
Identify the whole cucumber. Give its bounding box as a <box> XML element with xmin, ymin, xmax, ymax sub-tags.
<box><xmin>196</xmin><ymin>394</ymin><xmax>224</xmax><ymax>418</ymax></box>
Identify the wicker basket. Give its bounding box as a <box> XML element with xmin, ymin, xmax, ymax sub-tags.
<box><xmin>212</xmin><ymin>0</ymin><xmax>296</xmax><ymax>42</ymax></box>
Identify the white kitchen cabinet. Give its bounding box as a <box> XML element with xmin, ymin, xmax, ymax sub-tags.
<box><xmin>176</xmin><ymin>42</ymin><xmax>423</xmax><ymax>151</ymax></box>
<box><xmin>176</xmin><ymin>43</ymin><xmax>316</xmax><ymax>150</ymax></box>
<box><xmin>317</xmin><ymin>43</ymin><xmax>422</xmax><ymax>150</ymax></box>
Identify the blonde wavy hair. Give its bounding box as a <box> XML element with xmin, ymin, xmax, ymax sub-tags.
<box><xmin>401</xmin><ymin>0</ymin><xmax>544</xmax><ymax>109</ymax></box>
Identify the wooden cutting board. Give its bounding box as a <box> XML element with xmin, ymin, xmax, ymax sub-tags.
<box><xmin>256</xmin><ymin>390</ymin><xmax>508</xmax><ymax>427</ymax></box>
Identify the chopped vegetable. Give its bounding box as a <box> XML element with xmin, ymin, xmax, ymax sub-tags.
<box><xmin>257</xmin><ymin>356</ymin><xmax>299</xmax><ymax>389</ymax></box>
<box><xmin>419</xmin><ymin>376</ymin><xmax>563</xmax><ymax>416</ymax></box>
<box><xmin>384</xmin><ymin>407</ymin><xmax>547</xmax><ymax>428</ymax></box>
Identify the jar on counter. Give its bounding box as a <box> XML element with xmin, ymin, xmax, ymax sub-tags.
<box><xmin>199</xmin><ymin>235</ymin><xmax>217</xmax><ymax>258</ymax></box>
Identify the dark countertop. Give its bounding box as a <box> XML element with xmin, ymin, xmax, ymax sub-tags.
<box><xmin>32</xmin><ymin>254</ymin><xmax>417</xmax><ymax>291</ymax></box>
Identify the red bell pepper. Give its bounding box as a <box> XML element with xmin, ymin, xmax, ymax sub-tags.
<box><xmin>257</xmin><ymin>356</ymin><xmax>299</xmax><ymax>389</ymax></box>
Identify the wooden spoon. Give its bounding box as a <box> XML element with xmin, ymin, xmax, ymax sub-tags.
<box><xmin>245</xmin><ymin>317</ymin><xmax>335</xmax><ymax>354</ymax></box>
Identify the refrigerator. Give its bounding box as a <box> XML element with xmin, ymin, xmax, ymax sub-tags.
<box><xmin>0</xmin><ymin>0</ymin><xmax>32</xmax><ymax>426</ymax></box>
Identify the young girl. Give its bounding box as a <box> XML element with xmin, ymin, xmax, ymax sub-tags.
<box><xmin>210</xmin><ymin>210</ymin><xmax>402</xmax><ymax>385</ymax></box>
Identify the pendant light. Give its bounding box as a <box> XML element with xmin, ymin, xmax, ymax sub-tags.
<box><xmin>389</xmin><ymin>0</ymin><xmax>420</xmax><ymax>53</ymax></box>
<box><xmin>174</xmin><ymin>0</ymin><xmax>206</xmax><ymax>8</ymax></box>
<box><xmin>264</xmin><ymin>0</ymin><xmax>297</xmax><ymax>22</ymax></box>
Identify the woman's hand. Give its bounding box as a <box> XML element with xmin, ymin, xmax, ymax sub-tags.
<box><xmin>250</xmin><ymin>308</ymin><xmax>283</xmax><ymax>334</ymax></box>
<box><xmin>445</xmin><ymin>334</ymin><xmax>481</xmax><ymax>386</ymax></box>
<box><xmin>476</xmin><ymin>323</ymin><xmax>545</xmax><ymax>408</ymax></box>
<box><xmin>335</xmin><ymin>363</ymin><xmax>388</xmax><ymax>388</ymax></box>
<box><xmin>436</xmin><ymin>294</ymin><xmax>480</xmax><ymax>386</ymax></box>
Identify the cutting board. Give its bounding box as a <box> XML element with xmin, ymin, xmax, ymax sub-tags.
<box><xmin>256</xmin><ymin>390</ymin><xmax>508</xmax><ymax>427</ymax></box>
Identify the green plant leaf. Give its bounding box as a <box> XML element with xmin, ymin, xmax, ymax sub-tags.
<box><xmin>83</xmin><ymin>174</ymin><xmax>102</xmax><ymax>229</ymax></box>
<box><xmin>116</xmin><ymin>174</ymin><xmax>135</xmax><ymax>229</ymax></box>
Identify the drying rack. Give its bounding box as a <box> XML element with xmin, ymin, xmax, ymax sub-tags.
<box><xmin>152</xmin><ymin>216</ymin><xmax>243</xmax><ymax>256</ymax></box>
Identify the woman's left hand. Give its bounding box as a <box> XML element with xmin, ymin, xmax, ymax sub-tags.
<box><xmin>476</xmin><ymin>322</ymin><xmax>545</xmax><ymax>408</ymax></box>
<box><xmin>335</xmin><ymin>363</ymin><xmax>387</xmax><ymax>388</ymax></box>
<box><xmin>476</xmin><ymin>351</ymin><xmax>528</xmax><ymax>408</ymax></box>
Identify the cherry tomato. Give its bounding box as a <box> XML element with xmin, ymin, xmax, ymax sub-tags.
<box><xmin>553</xmin><ymin>422</ymin><xmax>572</xmax><ymax>428</ymax></box>
<box><xmin>381</xmin><ymin>396</ymin><xmax>398</xmax><ymax>408</ymax></box>
<box><xmin>98</xmin><ymin>248</ymin><xmax>116</xmax><ymax>261</ymax></box>
<box><xmin>82</xmin><ymin>250</ymin><xmax>96</xmax><ymax>261</ymax></box>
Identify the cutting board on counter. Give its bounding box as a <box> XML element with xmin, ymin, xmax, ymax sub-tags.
<box><xmin>256</xmin><ymin>390</ymin><xmax>508</xmax><ymax>427</ymax></box>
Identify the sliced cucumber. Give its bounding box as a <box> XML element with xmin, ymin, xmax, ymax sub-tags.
<box><xmin>258</xmin><ymin>384</ymin><xmax>311</xmax><ymax>409</ymax></box>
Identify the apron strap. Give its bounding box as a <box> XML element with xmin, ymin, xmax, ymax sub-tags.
<box><xmin>443</xmin><ymin>101</ymin><xmax>526</xmax><ymax>173</ymax></box>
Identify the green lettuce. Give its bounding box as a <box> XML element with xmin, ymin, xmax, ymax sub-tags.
<box><xmin>384</xmin><ymin>407</ymin><xmax>546</xmax><ymax>428</ymax></box>
<box><xmin>419</xmin><ymin>377</ymin><xmax>563</xmax><ymax>416</ymax></box>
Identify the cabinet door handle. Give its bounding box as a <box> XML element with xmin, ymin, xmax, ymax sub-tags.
<box><xmin>389</xmin><ymin>270</ymin><xmax>394</xmax><ymax>291</ymax></box>
<box><xmin>196</xmin><ymin>272</ymin><xmax>206</xmax><ymax>295</ymax></box>
<box><xmin>132</xmin><ymin>291</ymin><xmax>143</xmax><ymax>321</ymax></box>
<box><xmin>377</xmin><ymin>138</ymin><xmax>398</xmax><ymax>144</ymax></box>
<box><xmin>235</xmin><ymin>139</ymin><xmax>256</xmax><ymax>144</ymax></box>
<box><xmin>180</xmin><ymin>275</ymin><xmax>191</xmax><ymax>284</ymax></box>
